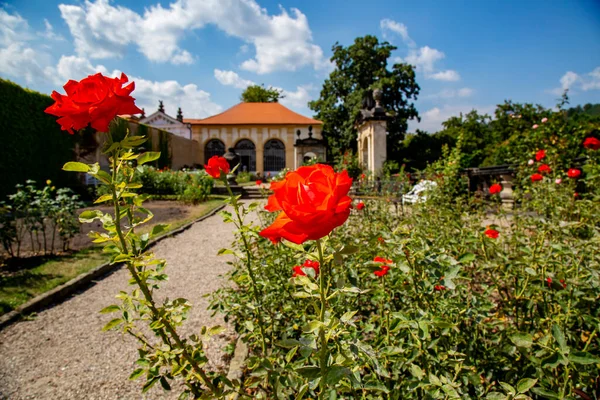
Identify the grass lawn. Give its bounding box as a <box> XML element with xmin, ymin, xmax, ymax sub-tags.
<box><xmin>0</xmin><ymin>199</ymin><xmax>224</xmax><ymax>316</ymax></box>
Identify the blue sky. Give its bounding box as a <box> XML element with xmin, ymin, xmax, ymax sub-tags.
<box><xmin>1</xmin><ymin>0</ymin><xmax>599</xmax><ymax>132</ymax></box>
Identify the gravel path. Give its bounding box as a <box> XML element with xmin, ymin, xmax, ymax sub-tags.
<box><xmin>0</xmin><ymin>204</ymin><xmax>251</xmax><ymax>400</ymax></box>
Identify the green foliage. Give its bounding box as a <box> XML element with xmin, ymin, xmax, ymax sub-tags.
<box><xmin>0</xmin><ymin>78</ymin><xmax>79</xmax><ymax>200</ymax></box>
<box><xmin>240</xmin><ymin>84</ymin><xmax>284</xmax><ymax>103</ymax></box>
<box><xmin>401</xmin><ymin>98</ymin><xmax>600</xmax><ymax>170</ymax></box>
<box><xmin>210</xmin><ymin>140</ymin><xmax>600</xmax><ymax>398</ymax></box>
<box><xmin>309</xmin><ymin>35</ymin><xmax>420</xmax><ymax>158</ymax></box>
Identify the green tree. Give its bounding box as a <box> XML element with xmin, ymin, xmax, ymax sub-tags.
<box><xmin>309</xmin><ymin>35</ymin><xmax>420</xmax><ymax>158</ymax></box>
<box><xmin>240</xmin><ymin>84</ymin><xmax>284</xmax><ymax>103</ymax></box>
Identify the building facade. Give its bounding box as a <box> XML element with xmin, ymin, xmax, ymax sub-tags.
<box><xmin>184</xmin><ymin>102</ymin><xmax>325</xmax><ymax>175</ymax></box>
<box><xmin>139</xmin><ymin>101</ymin><xmax>192</xmax><ymax>140</ymax></box>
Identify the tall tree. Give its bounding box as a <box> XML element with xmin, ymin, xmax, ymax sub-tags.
<box><xmin>241</xmin><ymin>84</ymin><xmax>284</xmax><ymax>103</ymax></box>
<box><xmin>309</xmin><ymin>35</ymin><xmax>420</xmax><ymax>158</ymax></box>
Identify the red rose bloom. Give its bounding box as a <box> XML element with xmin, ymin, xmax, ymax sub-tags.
<box><xmin>484</xmin><ymin>228</ymin><xmax>499</xmax><ymax>239</ymax></box>
<box><xmin>45</xmin><ymin>73</ymin><xmax>142</xmax><ymax>134</ymax></box>
<box><xmin>538</xmin><ymin>164</ymin><xmax>551</xmax><ymax>174</ymax></box>
<box><xmin>535</xmin><ymin>149</ymin><xmax>546</xmax><ymax>161</ymax></box>
<box><xmin>204</xmin><ymin>156</ymin><xmax>230</xmax><ymax>179</ymax></box>
<box><xmin>360</xmin><ymin>173</ymin><xmax>366</xmax><ymax>180</ymax></box>
<box><xmin>259</xmin><ymin>164</ymin><xmax>353</xmax><ymax>244</ymax></box>
<box><xmin>530</xmin><ymin>173</ymin><xmax>543</xmax><ymax>182</ymax></box>
<box><xmin>567</xmin><ymin>168</ymin><xmax>581</xmax><ymax>179</ymax></box>
<box><xmin>377</xmin><ymin>237</ymin><xmax>385</xmax><ymax>244</ymax></box>
<box><xmin>546</xmin><ymin>277</ymin><xmax>552</xmax><ymax>288</ymax></box>
<box><xmin>583</xmin><ymin>137</ymin><xmax>600</xmax><ymax>150</ymax></box>
<box><xmin>356</xmin><ymin>201</ymin><xmax>365</xmax><ymax>210</ymax></box>
<box><xmin>292</xmin><ymin>259</ymin><xmax>320</xmax><ymax>277</ymax></box>
<box><xmin>434</xmin><ymin>285</ymin><xmax>446</xmax><ymax>291</ymax></box>
<box><xmin>489</xmin><ymin>183</ymin><xmax>502</xmax><ymax>195</ymax></box>
<box><xmin>373</xmin><ymin>256</ymin><xmax>392</xmax><ymax>277</ymax></box>
<box><xmin>256</xmin><ymin>180</ymin><xmax>263</xmax><ymax>186</ymax></box>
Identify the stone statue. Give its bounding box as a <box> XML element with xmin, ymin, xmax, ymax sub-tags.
<box><xmin>223</xmin><ymin>147</ymin><xmax>240</xmax><ymax>186</ymax></box>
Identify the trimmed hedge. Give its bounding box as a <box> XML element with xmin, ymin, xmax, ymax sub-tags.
<box><xmin>0</xmin><ymin>79</ymin><xmax>78</xmax><ymax>200</ymax></box>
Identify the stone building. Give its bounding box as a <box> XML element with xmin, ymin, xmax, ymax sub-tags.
<box><xmin>138</xmin><ymin>101</ymin><xmax>192</xmax><ymax>140</ymax></box>
<box><xmin>184</xmin><ymin>102</ymin><xmax>325</xmax><ymax>175</ymax></box>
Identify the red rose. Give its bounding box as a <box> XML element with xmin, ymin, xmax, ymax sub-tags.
<box><xmin>204</xmin><ymin>156</ymin><xmax>230</xmax><ymax>179</ymax></box>
<box><xmin>538</xmin><ymin>164</ymin><xmax>551</xmax><ymax>174</ymax></box>
<box><xmin>530</xmin><ymin>173</ymin><xmax>543</xmax><ymax>182</ymax></box>
<box><xmin>546</xmin><ymin>277</ymin><xmax>552</xmax><ymax>288</ymax></box>
<box><xmin>292</xmin><ymin>259</ymin><xmax>320</xmax><ymax>277</ymax></box>
<box><xmin>489</xmin><ymin>183</ymin><xmax>502</xmax><ymax>195</ymax></box>
<box><xmin>256</xmin><ymin>180</ymin><xmax>263</xmax><ymax>186</ymax></box>
<box><xmin>583</xmin><ymin>137</ymin><xmax>600</xmax><ymax>150</ymax></box>
<box><xmin>356</xmin><ymin>201</ymin><xmax>365</xmax><ymax>210</ymax></box>
<box><xmin>44</xmin><ymin>73</ymin><xmax>142</xmax><ymax>134</ymax></box>
<box><xmin>377</xmin><ymin>237</ymin><xmax>385</xmax><ymax>244</ymax></box>
<box><xmin>484</xmin><ymin>228</ymin><xmax>499</xmax><ymax>239</ymax></box>
<box><xmin>567</xmin><ymin>168</ymin><xmax>581</xmax><ymax>179</ymax></box>
<box><xmin>260</xmin><ymin>164</ymin><xmax>352</xmax><ymax>244</ymax></box>
<box><xmin>373</xmin><ymin>256</ymin><xmax>392</xmax><ymax>277</ymax></box>
<box><xmin>535</xmin><ymin>149</ymin><xmax>546</xmax><ymax>161</ymax></box>
<box><xmin>360</xmin><ymin>173</ymin><xmax>366</xmax><ymax>180</ymax></box>
<box><xmin>434</xmin><ymin>285</ymin><xmax>446</xmax><ymax>291</ymax></box>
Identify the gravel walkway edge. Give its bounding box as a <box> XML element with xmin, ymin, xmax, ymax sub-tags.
<box><xmin>0</xmin><ymin>203</ymin><xmax>226</xmax><ymax>331</ymax></box>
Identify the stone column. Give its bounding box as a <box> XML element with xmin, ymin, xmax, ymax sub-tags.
<box><xmin>256</xmin><ymin>141</ymin><xmax>264</xmax><ymax>174</ymax></box>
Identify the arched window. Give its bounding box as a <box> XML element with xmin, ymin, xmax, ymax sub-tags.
<box><xmin>264</xmin><ymin>139</ymin><xmax>286</xmax><ymax>173</ymax></box>
<box><xmin>234</xmin><ymin>139</ymin><xmax>256</xmax><ymax>172</ymax></box>
<box><xmin>205</xmin><ymin>139</ymin><xmax>225</xmax><ymax>163</ymax></box>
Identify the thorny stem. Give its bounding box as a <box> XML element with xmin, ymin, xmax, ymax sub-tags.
<box><xmin>224</xmin><ymin>178</ymin><xmax>267</xmax><ymax>356</ymax></box>
<box><xmin>316</xmin><ymin>239</ymin><xmax>329</xmax><ymax>400</ymax></box>
<box><xmin>110</xmin><ymin>150</ymin><xmax>216</xmax><ymax>394</ymax></box>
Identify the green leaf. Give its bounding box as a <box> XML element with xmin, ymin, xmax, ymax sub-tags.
<box><xmin>79</xmin><ymin>210</ymin><xmax>103</xmax><ymax>223</ymax></box>
<box><xmin>568</xmin><ymin>351</ymin><xmax>600</xmax><ymax>365</ymax></box>
<box><xmin>94</xmin><ymin>194</ymin><xmax>113</xmax><ymax>204</ymax></box>
<box><xmin>524</xmin><ymin>267</ymin><xmax>537</xmax><ymax>276</ymax></box>
<box><xmin>151</xmin><ymin>224</ymin><xmax>170</xmax><ymax>237</ymax></box>
<box><xmin>340</xmin><ymin>310</ymin><xmax>357</xmax><ymax>324</ymax></box>
<box><xmin>516</xmin><ymin>378</ymin><xmax>537</xmax><ymax>394</ymax></box>
<box><xmin>276</xmin><ymin>339</ymin><xmax>302</xmax><ymax>348</ymax></box>
<box><xmin>159</xmin><ymin>377</ymin><xmax>171</xmax><ymax>391</ymax></box>
<box><xmin>303</xmin><ymin>320</ymin><xmax>323</xmax><ymax>333</ymax></box>
<box><xmin>338</xmin><ymin>245</ymin><xmax>359</xmax><ymax>255</ymax></box>
<box><xmin>510</xmin><ymin>333</ymin><xmax>534</xmax><ymax>348</ymax></box>
<box><xmin>551</xmin><ymin>324</ymin><xmax>568</xmax><ymax>353</ymax></box>
<box><xmin>138</xmin><ymin>151</ymin><xmax>161</xmax><ymax>165</ymax></box>
<box><xmin>458</xmin><ymin>252</ymin><xmax>476</xmax><ymax>263</ymax></box>
<box><xmin>129</xmin><ymin>368</ymin><xmax>145</xmax><ymax>380</ymax></box>
<box><xmin>485</xmin><ymin>393</ymin><xmax>506</xmax><ymax>400</ymax></box>
<box><xmin>540</xmin><ymin>352</ymin><xmax>563</xmax><ymax>369</ymax></box>
<box><xmin>409</xmin><ymin>364</ymin><xmax>424</xmax><ymax>380</ymax></box>
<box><xmin>102</xmin><ymin>318</ymin><xmax>123</xmax><ymax>331</ymax></box>
<box><xmin>295</xmin><ymin>366</ymin><xmax>321</xmax><ymax>380</ymax></box>
<box><xmin>281</xmin><ymin>239</ymin><xmax>305</xmax><ymax>253</ymax></box>
<box><xmin>429</xmin><ymin>373</ymin><xmax>442</xmax><ymax>387</ymax></box>
<box><xmin>530</xmin><ymin>387</ymin><xmax>560</xmax><ymax>399</ymax></box>
<box><xmin>62</xmin><ymin>161</ymin><xmax>90</xmax><ymax>172</ymax></box>
<box><xmin>441</xmin><ymin>384</ymin><xmax>460</xmax><ymax>399</ymax></box>
<box><xmin>142</xmin><ymin>376</ymin><xmax>159</xmax><ymax>393</ymax></box>
<box><xmin>499</xmin><ymin>382</ymin><xmax>516</xmax><ymax>396</ymax></box>
<box><xmin>99</xmin><ymin>305</ymin><xmax>120</xmax><ymax>314</ymax></box>
<box><xmin>325</xmin><ymin>366</ymin><xmax>351</xmax><ymax>385</ymax></box>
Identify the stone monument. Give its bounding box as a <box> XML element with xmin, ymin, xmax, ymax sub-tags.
<box><xmin>356</xmin><ymin>89</ymin><xmax>390</xmax><ymax>176</ymax></box>
<box><xmin>223</xmin><ymin>147</ymin><xmax>241</xmax><ymax>188</ymax></box>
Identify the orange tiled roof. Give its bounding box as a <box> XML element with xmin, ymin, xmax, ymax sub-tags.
<box><xmin>184</xmin><ymin>102</ymin><xmax>322</xmax><ymax>125</ymax></box>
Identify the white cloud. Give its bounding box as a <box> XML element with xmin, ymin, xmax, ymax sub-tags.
<box><xmin>214</xmin><ymin>69</ymin><xmax>255</xmax><ymax>89</ymax></box>
<box><xmin>403</xmin><ymin>46</ymin><xmax>444</xmax><ymax>73</ymax></box>
<box><xmin>40</xmin><ymin>19</ymin><xmax>65</xmax><ymax>41</ymax></box>
<box><xmin>57</xmin><ymin>0</ymin><xmax>328</xmax><ymax>73</ymax></box>
<box><xmin>409</xmin><ymin>104</ymin><xmax>494</xmax><ymax>133</ymax></box>
<box><xmin>429</xmin><ymin>70</ymin><xmax>460</xmax><ymax>81</ymax></box>
<box><xmin>0</xmin><ymin>8</ymin><xmax>33</xmax><ymax>46</ymax></box>
<box><xmin>0</xmin><ymin>43</ymin><xmax>51</xmax><ymax>84</ymax></box>
<box><xmin>425</xmin><ymin>87</ymin><xmax>474</xmax><ymax>99</ymax></box>
<box><xmin>380</xmin><ymin>19</ymin><xmax>416</xmax><ymax>48</ymax></box>
<box><xmin>280</xmin><ymin>85</ymin><xmax>313</xmax><ymax>109</ymax></box>
<box><xmin>550</xmin><ymin>67</ymin><xmax>600</xmax><ymax>94</ymax></box>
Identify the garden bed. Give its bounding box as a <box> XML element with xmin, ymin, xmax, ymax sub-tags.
<box><xmin>0</xmin><ymin>199</ymin><xmax>223</xmax><ymax>315</ymax></box>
